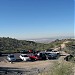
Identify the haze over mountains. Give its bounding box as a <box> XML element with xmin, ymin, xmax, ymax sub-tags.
<box><xmin>0</xmin><ymin>35</ymin><xmax>74</xmax><ymax>44</ymax></box>
<box><xmin>28</xmin><ymin>36</ymin><xmax>74</xmax><ymax>43</ymax></box>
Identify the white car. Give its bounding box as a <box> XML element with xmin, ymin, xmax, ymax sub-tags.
<box><xmin>19</xmin><ymin>54</ymin><xmax>30</xmax><ymax>61</ymax></box>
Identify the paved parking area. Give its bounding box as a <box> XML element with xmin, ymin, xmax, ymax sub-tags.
<box><xmin>0</xmin><ymin>53</ymin><xmax>21</xmax><ymax>62</ymax></box>
<box><xmin>0</xmin><ymin>51</ymin><xmax>67</xmax><ymax>68</ymax></box>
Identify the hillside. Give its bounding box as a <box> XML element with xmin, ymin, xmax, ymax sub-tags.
<box><xmin>0</xmin><ymin>37</ymin><xmax>38</xmax><ymax>53</ymax></box>
<box><xmin>0</xmin><ymin>37</ymin><xmax>73</xmax><ymax>53</ymax></box>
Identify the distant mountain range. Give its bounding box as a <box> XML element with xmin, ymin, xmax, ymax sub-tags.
<box><xmin>28</xmin><ymin>36</ymin><xmax>74</xmax><ymax>43</ymax></box>
<box><xmin>29</xmin><ymin>38</ymin><xmax>56</xmax><ymax>43</ymax></box>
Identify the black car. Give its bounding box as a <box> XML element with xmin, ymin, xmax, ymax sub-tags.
<box><xmin>20</xmin><ymin>50</ymin><xmax>28</xmax><ymax>54</ymax></box>
<box><xmin>37</xmin><ymin>52</ymin><xmax>46</xmax><ymax>60</ymax></box>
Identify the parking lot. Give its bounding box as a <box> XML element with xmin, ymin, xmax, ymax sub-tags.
<box><xmin>0</xmin><ymin>51</ymin><xmax>69</xmax><ymax>75</ymax></box>
<box><xmin>0</xmin><ymin>51</ymin><xmax>67</xmax><ymax>66</ymax></box>
<box><xmin>0</xmin><ymin>53</ymin><xmax>55</xmax><ymax>75</ymax></box>
<box><xmin>0</xmin><ymin>52</ymin><xmax>60</xmax><ymax>67</ymax></box>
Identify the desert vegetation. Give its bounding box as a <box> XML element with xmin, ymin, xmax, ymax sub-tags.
<box><xmin>63</xmin><ymin>39</ymin><xmax>75</xmax><ymax>62</ymax></box>
<box><xmin>0</xmin><ymin>37</ymin><xmax>65</xmax><ymax>53</ymax></box>
<box><xmin>39</xmin><ymin>61</ymin><xmax>74</xmax><ymax>75</ymax></box>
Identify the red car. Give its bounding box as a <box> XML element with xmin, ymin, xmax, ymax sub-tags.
<box><xmin>28</xmin><ymin>50</ymin><xmax>33</xmax><ymax>53</ymax></box>
<box><xmin>28</xmin><ymin>54</ymin><xmax>39</xmax><ymax>60</ymax></box>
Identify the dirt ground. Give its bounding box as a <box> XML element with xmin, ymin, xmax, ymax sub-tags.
<box><xmin>0</xmin><ymin>59</ymin><xmax>57</xmax><ymax>75</ymax></box>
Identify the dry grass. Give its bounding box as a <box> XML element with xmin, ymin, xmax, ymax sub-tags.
<box><xmin>39</xmin><ymin>61</ymin><xmax>74</xmax><ymax>75</ymax></box>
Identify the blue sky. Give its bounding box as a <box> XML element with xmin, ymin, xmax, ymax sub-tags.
<box><xmin>0</xmin><ymin>0</ymin><xmax>74</xmax><ymax>39</ymax></box>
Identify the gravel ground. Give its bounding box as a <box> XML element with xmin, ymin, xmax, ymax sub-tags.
<box><xmin>0</xmin><ymin>57</ymin><xmax>63</xmax><ymax>75</ymax></box>
<box><xmin>0</xmin><ymin>58</ymin><xmax>55</xmax><ymax>75</ymax></box>
<box><xmin>0</xmin><ymin>62</ymin><xmax>53</xmax><ymax>75</ymax></box>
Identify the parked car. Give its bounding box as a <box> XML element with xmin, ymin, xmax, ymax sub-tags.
<box><xmin>45</xmin><ymin>52</ymin><xmax>51</xmax><ymax>55</ymax></box>
<box><xmin>37</xmin><ymin>52</ymin><xmax>46</xmax><ymax>60</ymax></box>
<box><xmin>47</xmin><ymin>53</ymin><xmax>58</xmax><ymax>59</ymax></box>
<box><xmin>52</xmin><ymin>50</ymin><xmax>60</xmax><ymax>55</ymax></box>
<box><xmin>7</xmin><ymin>54</ymin><xmax>16</xmax><ymax>62</ymax></box>
<box><xmin>19</xmin><ymin>54</ymin><xmax>30</xmax><ymax>61</ymax></box>
<box><xmin>20</xmin><ymin>50</ymin><xmax>28</xmax><ymax>54</ymax></box>
<box><xmin>28</xmin><ymin>54</ymin><xmax>39</xmax><ymax>60</ymax></box>
<box><xmin>46</xmin><ymin>50</ymin><xmax>60</xmax><ymax>56</ymax></box>
<box><xmin>28</xmin><ymin>50</ymin><xmax>36</xmax><ymax>53</ymax></box>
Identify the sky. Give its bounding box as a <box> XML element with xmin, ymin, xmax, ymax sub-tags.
<box><xmin>0</xmin><ymin>0</ymin><xmax>74</xmax><ymax>39</ymax></box>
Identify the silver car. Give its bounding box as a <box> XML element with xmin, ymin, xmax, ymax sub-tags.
<box><xmin>7</xmin><ymin>54</ymin><xmax>16</xmax><ymax>62</ymax></box>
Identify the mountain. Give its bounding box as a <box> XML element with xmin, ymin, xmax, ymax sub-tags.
<box><xmin>28</xmin><ymin>36</ymin><xmax>74</xmax><ymax>43</ymax></box>
<box><xmin>29</xmin><ymin>38</ymin><xmax>56</xmax><ymax>43</ymax></box>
